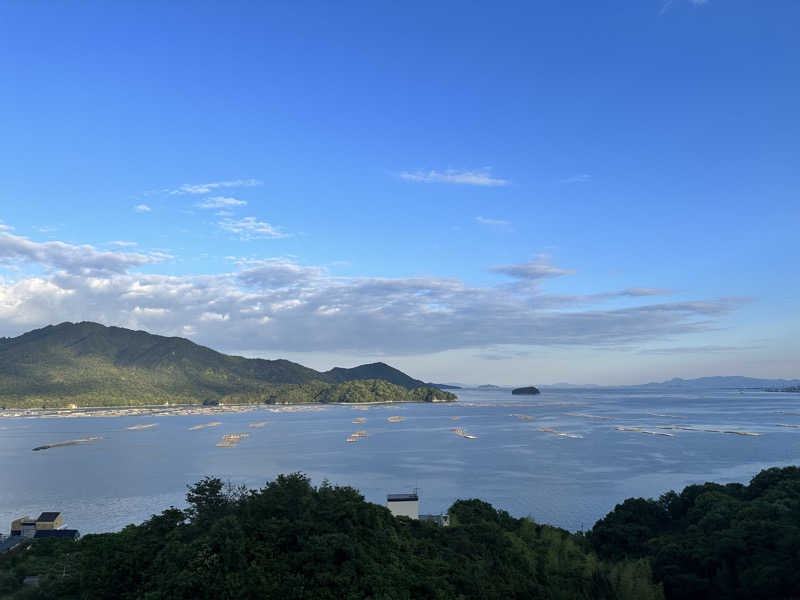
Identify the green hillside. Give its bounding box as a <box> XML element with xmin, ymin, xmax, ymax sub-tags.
<box><xmin>0</xmin><ymin>474</ymin><xmax>663</xmax><ymax>600</ymax></box>
<box><xmin>0</xmin><ymin>322</ymin><xmax>452</xmax><ymax>408</ymax></box>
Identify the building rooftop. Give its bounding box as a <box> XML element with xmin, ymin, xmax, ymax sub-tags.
<box><xmin>387</xmin><ymin>493</ymin><xmax>418</xmax><ymax>502</ymax></box>
<box><xmin>36</xmin><ymin>512</ymin><xmax>61</xmax><ymax>522</ymax></box>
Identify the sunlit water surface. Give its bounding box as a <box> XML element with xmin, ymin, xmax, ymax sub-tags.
<box><xmin>1</xmin><ymin>388</ymin><xmax>798</xmax><ymax>534</ymax></box>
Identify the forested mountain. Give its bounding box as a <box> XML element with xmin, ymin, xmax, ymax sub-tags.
<box><xmin>0</xmin><ymin>322</ymin><xmax>445</xmax><ymax>408</ymax></box>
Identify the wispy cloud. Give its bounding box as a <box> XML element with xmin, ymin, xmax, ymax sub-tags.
<box><xmin>621</xmin><ymin>287</ymin><xmax>673</xmax><ymax>297</ymax></box>
<box><xmin>35</xmin><ymin>226</ymin><xmax>57</xmax><ymax>233</ymax></box>
<box><xmin>172</xmin><ymin>179</ymin><xmax>262</xmax><ymax>195</ymax></box>
<box><xmin>399</xmin><ymin>168</ymin><xmax>509</xmax><ymax>187</ymax></box>
<box><xmin>639</xmin><ymin>344</ymin><xmax>759</xmax><ymax>355</ymax></box>
<box><xmin>218</xmin><ymin>217</ymin><xmax>289</xmax><ymax>240</ymax></box>
<box><xmin>195</xmin><ymin>196</ymin><xmax>247</xmax><ymax>209</ymax></box>
<box><xmin>109</xmin><ymin>241</ymin><xmax>138</xmax><ymax>247</ymax></box>
<box><xmin>476</xmin><ymin>216</ymin><xmax>510</xmax><ymax>226</ymax></box>
<box><xmin>661</xmin><ymin>0</ymin><xmax>707</xmax><ymax>14</ymax></box>
<box><xmin>0</xmin><ymin>220</ymin><xmax>13</xmax><ymax>231</ymax></box>
<box><xmin>561</xmin><ymin>174</ymin><xmax>591</xmax><ymax>184</ymax></box>
<box><xmin>134</xmin><ymin>204</ymin><xmax>151</xmax><ymax>213</ymax></box>
<box><xmin>489</xmin><ymin>255</ymin><xmax>574</xmax><ymax>280</ymax></box>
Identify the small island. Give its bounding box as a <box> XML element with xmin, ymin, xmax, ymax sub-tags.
<box><xmin>512</xmin><ymin>386</ymin><xmax>541</xmax><ymax>395</ymax></box>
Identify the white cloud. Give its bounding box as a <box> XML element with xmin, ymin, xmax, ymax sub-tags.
<box><xmin>399</xmin><ymin>168</ymin><xmax>509</xmax><ymax>187</ymax></box>
<box><xmin>0</xmin><ymin>232</ymin><xmax>744</xmax><ymax>356</ymax></box>
<box><xmin>689</xmin><ymin>0</ymin><xmax>708</xmax><ymax>4</ymax></box>
<box><xmin>0</xmin><ymin>231</ymin><xmax>162</xmax><ymax>276</ymax></box>
<box><xmin>561</xmin><ymin>174</ymin><xmax>591</xmax><ymax>184</ymax></box>
<box><xmin>218</xmin><ymin>217</ymin><xmax>289</xmax><ymax>240</ymax></box>
<box><xmin>109</xmin><ymin>241</ymin><xmax>138</xmax><ymax>247</ymax></box>
<box><xmin>476</xmin><ymin>216</ymin><xmax>510</xmax><ymax>226</ymax></box>
<box><xmin>0</xmin><ymin>221</ymin><xmax>15</xmax><ymax>231</ymax></box>
<box><xmin>172</xmin><ymin>179</ymin><xmax>262</xmax><ymax>195</ymax></box>
<box><xmin>134</xmin><ymin>204</ymin><xmax>151</xmax><ymax>213</ymax></box>
<box><xmin>235</xmin><ymin>258</ymin><xmax>324</xmax><ymax>288</ymax></box>
<box><xmin>195</xmin><ymin>196</ymin><xmax>247</xmax><ymax>209</ymax></box>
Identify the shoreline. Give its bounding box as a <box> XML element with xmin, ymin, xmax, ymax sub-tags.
<box><xmin>0</xmin><ymin>397</ymin><xmax>458</xmax><ymax>418</ymax></box>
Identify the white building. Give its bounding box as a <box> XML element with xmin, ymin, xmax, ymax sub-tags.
<box><xmin>387</xmin><ymin>493</ymin><xmax>419</xmax><ymax>519</ymax></box>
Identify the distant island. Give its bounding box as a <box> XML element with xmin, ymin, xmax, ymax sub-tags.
<box><xmin>0</xmin><ymin>322</ymin><xmax>456</xmax><ymax>408</ymax></box>
<box><xmin>511</xmin><ymin>386</ymin><xmax>540</xmax><ymax>395</ymax></box>
<box><xmin>477</xmin><ymin>384</ymin><xmax>502</xmax><ymax>390</ymax></box>
<box><xmin>767</xmin><ymin>385</ymin><xmax>800</xmax><ymax>393</ymax></box>
<box><xmin>636</xmin><ymin>376</ymin><xmax>800</xmax><ymax>389</ymax></box>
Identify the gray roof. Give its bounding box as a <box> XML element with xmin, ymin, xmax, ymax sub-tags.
<box><xmin>36</xmin><ymin>512</ymin><xmax>61</xmax><ymax>522</ymax></box>
<box><xmin>387</xmin><ymin>493</ymin><xmax>418</xmax><ymax>502</ymax></box>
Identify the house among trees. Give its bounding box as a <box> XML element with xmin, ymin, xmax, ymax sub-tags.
<box><xmin>6</xmin><ymin>512</ymin><xmax>79</xmax><ymax>543</ymax></box>
<box><xmin>387</xmin><ymin>492</ymin><xmax>449</xmax><ymax>525</ymax></box>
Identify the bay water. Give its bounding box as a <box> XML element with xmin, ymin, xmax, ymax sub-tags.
<box><xmin>1</xmin><ymin>387</ymin><xmax>798</xmax><ymax>534</ymax></box>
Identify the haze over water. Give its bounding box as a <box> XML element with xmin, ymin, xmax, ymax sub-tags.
<box><xmin>2</xmin><ymin>387</ymin><xmax>798</xmax><ymax>535</ymax></box>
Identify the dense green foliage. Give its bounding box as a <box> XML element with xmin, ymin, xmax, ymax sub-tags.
<box><xmin>0</xmin><ymin>475</ymin><xmax>661</xmax><ymax>600</ymax></box>
<box><xmin>588</xmin><ymin>466</ymin><xmax>800</xmax><ymax>600</ymax></box>
<box><xmin>224</xmin><ymin>379</ymin><xmax>456</xmax><ymax>404</ymax></box>
<box><xmin>0</xmin><ymin>322</ymin><xmax>440</xmax><ymax>408</ymax></box>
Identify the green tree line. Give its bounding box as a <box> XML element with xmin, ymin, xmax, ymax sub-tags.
<box><xmin>0</xmin><ymin>475</ymin><xmax>660</xmax><ymax>600</ymax></box>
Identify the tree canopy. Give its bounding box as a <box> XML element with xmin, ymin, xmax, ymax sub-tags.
<box><xmin>0</xmin><ymin>475</ymin><xmax>660</xmax><ymax>600</ymax></box>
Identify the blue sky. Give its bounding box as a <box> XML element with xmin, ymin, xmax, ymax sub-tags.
<box><xmin>1</xmin><ymin>1</ymin><xmax>798</xmax><ymax>384</ymax></box>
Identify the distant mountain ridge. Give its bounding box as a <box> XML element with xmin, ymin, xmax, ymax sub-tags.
<box><xmin>636</xmin><ymin>376</ymin><xmax>800</xmax><ymax>389</ymax></box>
<box><xmin>0</xmin><ymin>322</ymin><xmax>445</xmax><ymax>408</ymax></box>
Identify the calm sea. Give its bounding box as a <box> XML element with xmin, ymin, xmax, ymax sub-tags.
<box><xmin>1</xmin><ymin>387</ymin><xmax>798</xmax><ymax>534</ymax></box>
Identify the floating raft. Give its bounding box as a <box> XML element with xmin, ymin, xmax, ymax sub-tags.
<box><xmin>449</xmin><ymin>416</ymin><xmax>460</xmax><ymax>420</ymax></box>
<box><xmin>450</xmin><ymin>427</ymin><xmax>477</xmax><ymax>439</ymax></box>
<box><xmin>249</xmin><ymin>421</ymin><xmax>270</xmax><ymax>428</ymax></box>
<box><xmin>538</xmin><ymin>427</ymin><xmax>582</xmax><ymax>439</ymax></box>
<box><xmin>617</xmin><ymin>426</ymin><xmax>674</xmax><ymax>437</ymax></box>
<box><xmin>127</xmin><ymin>423</ymin><xmax>157</xmax><ymax>430</ymax></box>
<box><xmin>387</xmin><ymin>416</ymin><xmax>405</xmax><ymax>423</ymax></box>
<box><xmin>346</xmin><ymin>430</ymin><xmax>369</xmax><ymax>443</ymax></box>
<box><xmin>510</xmin><ymin>414</ymin><xmax>534</xmax><ymax>420</ymax></box>
<box><xmin>656</xmin><ymin>425</ymin><xmax>760</xmax><ymax>436</ymax></box>
<box><xmin>777</xmin><ymin>423</ymin><xmax>800</xmax><ymax>428</ymax></box>
<box><xmin>216</xmin><ymin>433</ymin><xmax>250</xmax><ymax>447</ymax></box>
<box><xmin>566</xmin><ymin>413</ymin><xmax>610</xmax><ymax>420</ymax></box>
<box><xmin>189</xmin><ymin>422</ymin><xmax>222</xmax><ymax>430</ymax></box>
<box><xmin>33</xmin><ymin>436</ymin><xmax>102</xmax><ymax>451</ymax></box>
<box><xmin>352</xmin><ymin>417</ymin><xmax>366</xmax><ymax>424</ymax></box>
